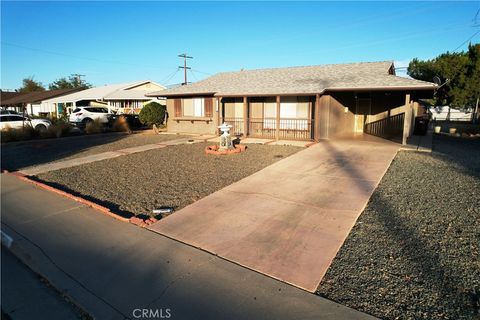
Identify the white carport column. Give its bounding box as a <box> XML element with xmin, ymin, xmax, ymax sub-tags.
<box><xmin>402</xmin><ymin>93</ymin><xmax>412</xmax><ymax>145</ymax></box>
<box><xmin>107</xmin><ymin>101</ymin><xmax>111</xmax><ymax>113</ymax></box>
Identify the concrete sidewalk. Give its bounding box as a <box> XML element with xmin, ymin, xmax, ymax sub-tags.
<box><xmin>149</xmin><ymin>135</ymin><xmax>399</xmax><ymax>292</ymax></box>
<box><xmin>1</xmin><ymin>173</ymin><xmax>376</xmax><ymax>320</ymax></box>
<box><xmin>19</xmin><ymin>135</ymin><xmax>216</xmax><ymax>176</ymax></box>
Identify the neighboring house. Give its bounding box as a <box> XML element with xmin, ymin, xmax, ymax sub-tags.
<box><xmin>429</xmin><ymin>106</ymin><xmax>473</xmax><ymax>122</ymax></box>
<box><xmin>146</xmin><ymin>61</ymin><xmax>436</xmax><ymax>144</ymax></box>
<box><xmin>42</xmin><ymin>81</ymin><xmax>165</xmax><ymax>117</ymax></box>
<box><xmin>1</xmin><ymin>88</ymin><xmax>84</xmax><ymax>117</ymax></box>
<box><xmin>0</xmin><ymin>90</ymin><xmax>22</xmax><ymax>103</ymax></box>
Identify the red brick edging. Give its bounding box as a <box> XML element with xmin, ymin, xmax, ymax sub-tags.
<box><xmin>5</xmin><ymin>171</ymin><xmax>132</xmax><ymax>223</ymax></box>
<box><xmin>205</xmin><ymin>144</ymin><xmax>247</xmax><ymax>155</ymax></box>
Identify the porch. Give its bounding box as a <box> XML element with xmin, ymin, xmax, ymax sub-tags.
<box><xmin>220</xmin><ymin>96</ymin><xmax>315</xmax><ymax>141</ymax></box>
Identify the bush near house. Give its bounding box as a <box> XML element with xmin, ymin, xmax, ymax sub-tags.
<box><xmin>112</xmin><ymin>116</ymin><xmax>131</xmax><ymax>133</ymax></box>
<box><xmin>44</xmin><ymin>120</ymin><xmax>73</xmax><ymax>138</ymax></box>
<box><xmin>1</xmin><ymin>120</ymin><xmax>74</xmax><ymax>142</ymax></box>
<box><xmin>1</xmin><ymin>126</ymin><xmax>38</xmax><ymax>142</ymax></box>
<box><xmin>85</xmin><ymin>119</ymin><xmax>104</xmax><ymax>134</ymax></box>
<box><xmin>139</xmin><ymin>102</ymin><xmax>166</xmax><ymax>127</ymax></box>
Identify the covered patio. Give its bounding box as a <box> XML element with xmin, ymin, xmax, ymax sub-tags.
<box><xmin>220</xmin><ymin>96</ymin><xmax>314</xmax><ymax>141</ymax></box>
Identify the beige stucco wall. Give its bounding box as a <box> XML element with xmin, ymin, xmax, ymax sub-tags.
<box><xmin>166</xmin><ymin>97</ymin><xmax>218</xmax><ymax>135</ymax></box>
<box><xmin>317</xmin><ymin>94</ymin><xmax>355</xmax><ymax>139</ymax></box>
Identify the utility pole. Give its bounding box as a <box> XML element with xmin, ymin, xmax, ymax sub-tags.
<box><xmin>178</xmin><ymin>53</ymin><xmax>193</xmax><ymax>85</ymax></box>
<box><xmin>71</xmin><ymin>73</ymin><xmax>85</xmax><ymax>86</ymax></box>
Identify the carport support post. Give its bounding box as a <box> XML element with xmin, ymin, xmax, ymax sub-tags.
<box><xmin>243</xmin><ymin>96</ymin><xmax>248</xmax><ymax>137</ymax></box>
<box><xmin>216</xmin><ymin>97</ymin><xmax>221</xmax><ymax>134</ymax></box>
<box><xmin>276</xmin><ymin>95</ymin><xmax>280</xmax><ymax>141</ymax></box>
<box><xmin>402</xmin><ymin>93</ymin><xmax>411</xmax><ymax>145</ymax></box>
<box><xmin>314</xmin><ymin>94</ymin><xmax>320</xmax><ymax>141</ymax></box>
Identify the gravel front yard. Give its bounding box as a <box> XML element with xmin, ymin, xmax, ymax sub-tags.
<box><xmin>1</xmin><ymin>132</ymin><xmax>188</xmax><ymax>170</ymax></box>
<box><xmin>37</xmin><ymin>143</ymin><xmax>302</xmax><ymax>217</ymax></box>
<box><xmin>317</xmin><ymin>135</ymin><xmax>480</xmax><ymax>320</ymax></box>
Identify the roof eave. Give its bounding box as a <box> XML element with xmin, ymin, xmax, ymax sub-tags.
<box><xmin>146</xmin><ymin>91</ymin><xmax>217</xmax><ymax>97</ymax></box>
<box><xmin>325</xmin><ymin>85</ymin><xmax>437</xmax><ymax>92</ymax></box>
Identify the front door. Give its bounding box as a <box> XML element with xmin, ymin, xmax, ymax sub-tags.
<box><xmin>355</xmin><ymin>98</ymin><xmax>371</xmax><ymax>132</ymax></box>
<box><xmin>221</xmin><ymin>98</ymin><xmax>244</xmax><ymax>136</ymax></box>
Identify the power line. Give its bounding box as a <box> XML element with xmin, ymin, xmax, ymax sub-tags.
<box><xmin>452</xmin><ymin>30</ymin><xmax>480</xmax><ymax>52</ymax></box>
<box><xmin>163</xmin><ymin>68</ymin><xmax>181</xmax><ymax>85</ymax></box>
<box><xmin>2</xmin><ymin>41</ymin><xmax>165</xmax><ymax>69</ymax></box>
<box><xmin>158</xmin><ymin>68</ymin><xmax>180</xmax><ymax>84</ymax></box>
<box><xmin>191</xmin><ymin>69</ymin><xmax>212</xmax><ymax>76</ymax></box>
<box><xmin>188</xmin><ymin>69</ymin><xmax>199</xmax><ymax>82</ymax></box>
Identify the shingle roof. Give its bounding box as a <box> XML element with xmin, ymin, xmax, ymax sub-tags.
<box><xmin>43</xmin><ymin>80</ymin><xmax>165</xmax><ymax>103</ymax></box>
<box><xmin>0</xmin><ymin>90</ymin><xmax>22</xmax><ymax>103</ymax></box>
<box><xmin>1</xmin><ymin>88</ymin><xmax>83</xmax><ymax>106</ymax></box>
<box><xmin>147</xmin><ymin>61</ymin><xmax>436</xmax><ymax>97</ymax></box>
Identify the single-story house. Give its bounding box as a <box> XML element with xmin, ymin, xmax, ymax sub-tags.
<box><xmin>147</xmin><ymin>61</ymin><xmax>436</xmax><ymax>144</ymax></box>
<box><xmin>1</xmin><ymin>88</ymin><xmax>84</xmax><ymax>117</ymax></box>
<box><xmin>42</xmin><ymin>80</ymin><xmax>166</xmax><ymax>117</ymax></box>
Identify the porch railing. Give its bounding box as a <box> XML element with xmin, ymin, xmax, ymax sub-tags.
<box><xmin>248</xmin><ymin>117</ymin><xmax>312</xmax><ymax>140</ymax></box>
<box><xmin>222</xmin><ymin>117</ymin><xmax>244</xmax><ymax>136</ymax></box>
<box><xmin>249</xmin><ymin>118</ymin><xmax>276</xmax><ymax>139</ymax></box>
<box><xmin>364</xmin><ymin>112</ymin><xmax>404</xmax><ymax>139</ymax></box>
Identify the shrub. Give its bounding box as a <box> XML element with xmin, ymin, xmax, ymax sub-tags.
<box><xmin>85</xmin><ymin>119</ymin><xmax>104</xmax><ymax>134</ymax></box>
<box><xmin>112</xmin><ymin>116</ymin><xmax>131</xmax><ymax>133</ymax></box>
<box><xmin>139</xmin><ymin>102</ymin><xmax>166</xmax><ymax>127</ymax></box>
<box><xmin>1</xmin><ymin>125</ymin><xmax>37</xmax><ymax>142</ymax></box>
<box><xmin>42</xmin><ymin>120</ymin><xmax>72</xmax><ymax>138</ymax></box>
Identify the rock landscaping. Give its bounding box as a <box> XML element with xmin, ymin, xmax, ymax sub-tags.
<box><xmin>317</xmin><ymin>135</ymin><xmax>480</xmax><ymax>320</ymax></box>
<box><xmin>36</xmin><ymin>142</ymin><xmax>302</xmax><ymax>217</ymax></box>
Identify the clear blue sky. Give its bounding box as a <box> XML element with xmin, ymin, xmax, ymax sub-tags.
<box><xmin>1</xmin><ymin>1</ymin><xmax>479</xmax><ymax>90</ymax></box>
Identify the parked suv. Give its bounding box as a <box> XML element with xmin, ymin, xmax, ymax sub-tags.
<box><xmin>69</xmin><ymin>107</ymin><xmax>114</xmax><ymax>128</ymax></box>
<box><xmin>0</xmin><ymin>114</ymin><xmax>51</xmax><ymax>131</ymax></box>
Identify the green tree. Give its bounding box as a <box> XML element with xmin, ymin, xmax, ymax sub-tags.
<box><xmin>139</xmin><ymin>102</ymin><xmax>166</xmax><ymax>127</ymax></box>
<box><xmin>49</xmin><ymin>75</ymin><xmax>92</xmax><ymax>90</ymax></box>
<box><xmin>18</xmin><ymin>77</ymin><xmax>45</xmax><ymax>93</ymax></box>
<box><xmin>407</xmin><ymin>43</ymin><xmax>479</xmax><ymax>109</ymax></box>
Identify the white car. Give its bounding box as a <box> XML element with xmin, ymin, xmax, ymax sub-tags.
<box><xmin>0</xmin><ymin>114</ymin><xmax>51</xmax><ymax>131</ymax></box>
<box><xmin>69</xmin><ymin>107</ymin><xmax>114</xmax><ymax>128</ymax></box>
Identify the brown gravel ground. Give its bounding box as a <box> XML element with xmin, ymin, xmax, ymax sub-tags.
<box><xmin>1</xmin><ymin>132</ymin><xmax>188</xmax><ymax>170</ymax></box>
<box><xmin>36</xmin><ymin>142</ymin><xmax>302</xmax><ymax>217</ymax></box>
<box><xmin>317</xmin><ymin>135</ymin><xmax>480</xmax><ymax>320</ymax></box>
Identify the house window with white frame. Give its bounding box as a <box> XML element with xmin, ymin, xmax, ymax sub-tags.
<box><xmin>182</xmin><ymin>98</ymin><xmax>204</xmax><ymax>117</ymax></box>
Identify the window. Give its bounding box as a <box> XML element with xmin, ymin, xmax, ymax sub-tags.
<box><xmin>182</xmin><ymin>98</ymin><xmax>204</xmax><ymax>117</ymax></box>
<box><xmin>174</xmin><ymin>98</ymin><xmax>213</xmax><ymax>118</ymax></box>
<box><xmin>72</xmin><ymin>108</ymin><xmax>81</xmax><ymax>113</ymax></box>
<box><xmin>9</xmin><ymin>115</ymin><xmax>25</xmax><ymax>121</ymax></box>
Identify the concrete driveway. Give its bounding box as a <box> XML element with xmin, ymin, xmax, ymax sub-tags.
<box><xmin>149</xmin><ymin>134</ymin><xmax>400</xmax><ymax>292</ymax></box>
